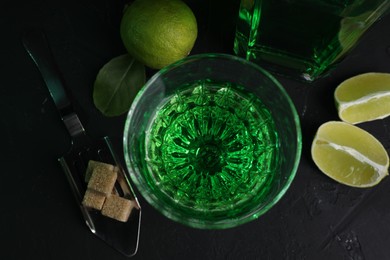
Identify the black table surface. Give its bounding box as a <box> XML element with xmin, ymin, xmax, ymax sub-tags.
<box><xmin>1</xmin><ymin>0</ymin><xmax>390</xmax><ymax>259</ymax></box>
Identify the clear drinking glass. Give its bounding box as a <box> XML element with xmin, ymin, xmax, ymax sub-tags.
<box><xmin>123</xmin><ymin>54</ymin><xmax>302</xmax><ymax>229</ymax></box>
<box><xmin>234</xmin><ymin>0</ymin><xmax>390</xmax><ymax>81</ymax></box>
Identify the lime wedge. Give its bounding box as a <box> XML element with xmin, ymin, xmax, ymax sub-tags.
<box><xmin>335</xmin><ymin>72</ymin><xmax>390</xmax><ymax>124</ymax></box>
<box><xmin>311</xmin><ymin>121</ymin><xmax>389</xmax><ymax>188</ymax></box>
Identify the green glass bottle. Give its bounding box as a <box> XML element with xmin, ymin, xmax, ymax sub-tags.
<box><xmin>234</xmin><ymin>0</ymin><xmax>390</xmax><ymax>81</ymax></box>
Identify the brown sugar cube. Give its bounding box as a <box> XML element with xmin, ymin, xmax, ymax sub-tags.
<box><xmin>101</xmin><ymin>195</ymin><xmax>135</xmax><ymax>222</ymax></box>
<box><xmin>85</xmin><ymin>160</ymin><xmax>115</xmax><ymax>183</ymax></box>
<box><xmin>82</xmin><ymin>189</ymin><xmax>106</xmax><ymax>210</ymax></box>
<box><xmin>87</xmin><ymin>165</ymin><xmax>117</xmax><ymax>196</ymax></box>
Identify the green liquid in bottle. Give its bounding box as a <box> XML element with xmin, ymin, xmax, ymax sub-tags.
<box><xmin>145</xmin><ymin>81</ymin><xmax>280</xmax><ymax>214</ymax></box>
<box><xmin>234</xmin><ymin>0</ymin><xmax>390</xmax><ymax>81</ymax></box>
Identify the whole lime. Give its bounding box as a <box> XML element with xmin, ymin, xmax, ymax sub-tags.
<box><xmin>120</xmin><ymin>0</ymin><xmax>198</xmax><ymax>69</ymax></box>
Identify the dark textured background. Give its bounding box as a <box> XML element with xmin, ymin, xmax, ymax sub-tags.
<box><xmin>1</xmin><ymin>0</ymin><xmax>390</xmax><ymax>259</ymax></box>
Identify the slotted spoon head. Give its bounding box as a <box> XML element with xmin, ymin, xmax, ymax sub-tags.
<box><xmin>59</xmin><ymin>137</ymin><xmax>141</xmax><ymax>257</ymax></box>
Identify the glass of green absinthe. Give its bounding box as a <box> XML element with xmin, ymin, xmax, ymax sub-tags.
<box><xmin>123</xmin><ymin>54</ymin><xmax>302</xmax><ymax>229</ymax></box>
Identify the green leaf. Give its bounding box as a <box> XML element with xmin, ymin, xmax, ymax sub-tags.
<box><xmin>93</xmin><ymin>54</ymin><xmax>146</xmax><ymax>117</ymax></box>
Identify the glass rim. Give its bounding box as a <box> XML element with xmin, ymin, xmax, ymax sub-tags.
<box><xmin>123</xmin><ymin>53</ymin><xmax>302</xmax><ymax>229</ymax></box>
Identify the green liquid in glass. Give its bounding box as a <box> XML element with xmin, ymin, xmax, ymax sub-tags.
<box><xmin>145</xmin><ymin>81</ymin><xmax>280</xmax><ymax>215</ymax></box>
<box><xmin>234</xmin><ymin>0</ymin><xmax>390</xmax><ymax>81</ymax></box>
